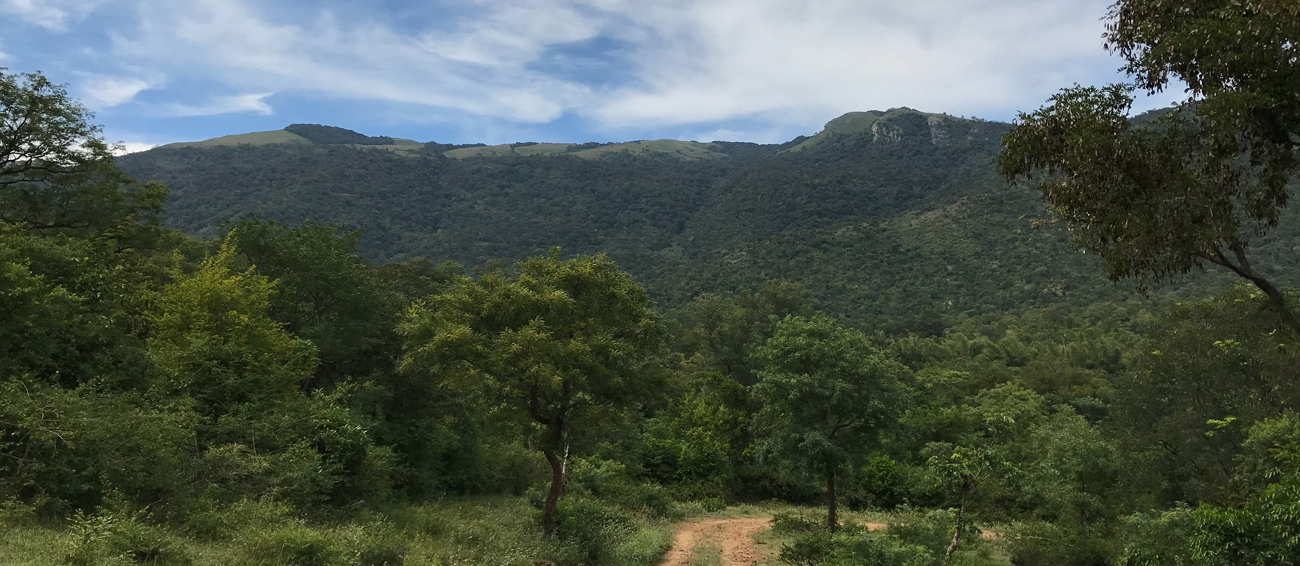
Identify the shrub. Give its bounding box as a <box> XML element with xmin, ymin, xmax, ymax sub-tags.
<box><xmin>886</xmin><ymin>509</ymin><xmax>962</xmax><ymax>557</ymax></box>
<box><xmin>772</xmin><ymin>511</ymin><xmax>821</xmax><ymax>535</ymax></box>
<box><xmin>778</xmin><ymin>527</ymin><xmax>935</xmax><ymax>566</ymax></box>
<box><xmin>700</xmin><ymin>497</ymin><xmax>727</xmax><ymax>513</ymax></box>
<box><xmin>608</xmin><ymin>482</ymin><xmax>674</xmax><ymax>518</ymax></box>
<box><xmin>779</xmin><ymin>529</ymin><xmax>835</xmax><ymax>566</ymax></box>
<box><xmin>335</xmin><ymin>521</ymin><xmax>408</xmax><ymax>566</ymax></box>
<box><xmin>605</xmin><ymin>524</ymin><xmax>674</xmax><ymax>566</ymax></box>
<box><xmin>851</xmin><ymin>456</ymin><xmax>908</xmax><ymax>511</ymax></box>
<box><xmin>1115</xmin><ymin>508</ymin><xmax>1194</xmax><ymax>566</ymax></box>
<box><xmin>60</xmin><ymin>506</ymin><xmax>192</xmax><ymax>566</ymax></box>
<box><xmin>835</xmin><ymin>532</ymin><xmax>934</xmax><ymax>566</ymax></box>
<box><xmin>1005</xmin><ymin>521</ymin><xmax>1114</xmax><ymax>566</ymax></box>
<box><xmin>240</xmin><ymin>524</ymin><xmax>343</xmax><ymax>566</ymax></box>
<box><xmin>182</xmin><ymin>497</ymin><xmax>295</xmax><ymax>541</ymax></box>
<box><xmin>555</xmin><ymin>498</ymin><xmax>636</xmax><ymax>565</ymax></box>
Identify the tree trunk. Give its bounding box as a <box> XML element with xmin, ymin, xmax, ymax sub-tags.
<box><xmin>1201</xmin><ymin>246</ymin><xmax>1300</xmax><ymax>334</ymax></box>
<box><xmin>542</xmin><ymin>446</ymin><xmax>564</xmax><ymax>538</ymax></box>
<box><xmin>826</xmin><ymin>468</ymin><xmax>838</xmax><ymax>531</ymax></box>
<box><xmin>1245</xmin><ymin>274</ymin><xmax>1300</xmax><ymax>334</ymax></box>
<box><xmin>560</xmin><ymin>438</ymin><xmax>570</xmax><ymax>499</ymax></box>
<box><xmin>943</xmin><ymin>489</ymin><xmax>967</xmax><ymax>566</ymax></box>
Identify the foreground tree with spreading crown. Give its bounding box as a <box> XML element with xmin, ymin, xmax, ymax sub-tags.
<box><xmin>999</xmin><ymin>0</ymin><xmax>1300</xmax><ymax>332</ymax></box>
<box><xmin>400</xmin><ymin>249</ymin><xmax>665</xmax><ymax>536</ymax></box>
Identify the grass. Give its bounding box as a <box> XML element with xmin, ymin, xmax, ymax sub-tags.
<box><xmin>444</xmin><ymin>143</ymin><xmax>571</xmax><ymax>158</ymax></box>
<box><xmin>443</xmin><ymin>140</ymin><xmax>729</xmax><ymax>160</ymax></box>
<box><xmin>0</xmin><ymin>525</ymin><xmax>62</xmax><ymax>566</ymax></box>
<box><xmin>697</xmin><ymin>503</ymin><xmax>1013</xmax><ymax>566</ymax></box>
<box><xmin>0</xmin><ymin>496</ymin><xmax>677</xmax><ymax>566</ymax></box>
<box><xmin>686</xmin><ymin>539</ymin><xmax>722</xmax><ymax>566</ymax></box>
<box><xmin>571</xmin><ymin>140</ymin><xmax>727</xmax><ymax>160</ymax></box>
<box><xmin>166</xmin><ymin>130</ymin><xmax>313</xmax><ymax>148</ymax></box>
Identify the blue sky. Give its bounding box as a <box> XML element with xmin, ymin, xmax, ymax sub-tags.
<box><xmin>1</xmin><ymin>0</ymin><xmax>1184</xmax><ymax>152</ymax></box>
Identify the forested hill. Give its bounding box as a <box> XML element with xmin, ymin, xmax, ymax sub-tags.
<box><xmin>118</xmin><ymin>108</ymin><xmax>1284</xmax><ymax>327</ymax></box>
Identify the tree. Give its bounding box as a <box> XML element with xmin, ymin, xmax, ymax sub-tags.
<box><xmin>675</xmin><ymin>281</ymin><xmax>813</xmax><ymax>388</ymax></box>
<box><xmin>399</xmin><ymin>249</ymin><xmax>664</xmax><ymax>536</ymax></box>
<box><xmin>1</xmin><ymin>68</ymin><xmax>111</xmax><ymax>189</ymax></box>
<box><xmin>148</xmin><ymin>240</ymin><xmax>318</xmax><ymax>423</ymax></box>
<box><xmin>753</xmin><ymin>316</ymin><xmax>910</xmax><ymax>530</ymax></box>
<box><xmin>1</xmin><ymin>69</ymin><xmax>166</xmax><ymax>240</ymax></box>
<box><xmin>926</xmin><ymin>444</ymin><xmax>996</xmax><ymax>566</ymax></box>
<box><xmin>998</xmin><ymin>0</ymin><xmax>1300</xmax><ymax>332</ymax></box>
<box><xmin>226</xmin><ymin>218</ymin><xmax>392</xmax><ymax>387</ymax></box>
<box><xmin>0</xmin><ymin>69</ymin><xmax>171</xmax><ymax>391</ymax></box>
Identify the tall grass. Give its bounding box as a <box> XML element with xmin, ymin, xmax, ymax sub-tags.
<box><xmin>0</xmin><ymin>496</ymin><xmax>674</xmax><ymax>566</ymax></box>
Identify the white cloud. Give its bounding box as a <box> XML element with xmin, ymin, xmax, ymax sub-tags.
<box><xmin>79</xmin><ymin>75</ymin><xmax>153</xmax><ymax>109</ymax></box>
<box><xmin>2</xmin><ymin>0</ymin><xmax>107</xmax><ymax>31</ymax></box>
<box><xmin>586</xmin><ymin>0</ymin><xmax>1115</xmax><ymax>128</ymax></box>
<box><xmin>111</xmin><ymin>142</ymin><xmax>156</xmax><ymax>155</ymax></box>
<box><xmin>164</xmin><ymin>93</ymin><xmax>275</xmax><ymax>117</ymax></box>
<box><xmin>110</xmin><ymin>0</ymin><xmax>594</xmax><ymax>123</ymax></box>
<box><xmin>83</xmin><ymin>0</ymin><xmax>1132</xmax><ymax>137</ymax></box>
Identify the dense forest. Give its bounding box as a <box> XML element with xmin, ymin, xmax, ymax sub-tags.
<box><xmin>4</xmin><ymin>1</ymin><xmax>1300</xmax><ymax>565</ymax></box>
<box><xmin>116</xmin><ymin>109</ymin><xmax>1300</xmax><ymax>333</ymax></box>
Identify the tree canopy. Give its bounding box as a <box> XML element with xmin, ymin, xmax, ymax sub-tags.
<box><xmin>753</xmin><ymin>316</ymin><xmax>911</xmax><ymax>529</ymax></box>
<box><xmin>399</xmin><ymin>249</ymin><xmax>665</xmax><ymax>535</ymax></box>
<box><xmin>999</xmin><ymin>0</ymin><xmax>1300</xmax><ymax>331</ymax></box>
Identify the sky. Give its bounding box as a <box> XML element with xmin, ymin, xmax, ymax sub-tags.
<box><xmin>1</xmin><ymin>0</ymin><xmax>1186</xmax><ymax>152</ymax></box>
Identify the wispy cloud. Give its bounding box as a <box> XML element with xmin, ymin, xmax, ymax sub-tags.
<box><xmin>586</xmin><ymin>0</ymin><xmax>1113</xmax><ymax>127</ymax></box>
<box><xmin>7</xmin><ymin>0</ymin><xmax>1143</xmax><ymax>142</ymax></box>
<box><xmin>111</xmin><ymin>141</ymin><xmax>156</xmax><ymax>155</ymax></box>
<box><xmin>1</xmin><ymin>0</ymin><xmax>107</xmax><ymax>31</ymax></box>
<box><xmin>110</xmin><ymin>0</ymin><xmax>594</xmax><ymax>123</ymax></box>
<box><xmin>164</xmin><ymin>93</ymin><xmax>275</xmax><ymax>117</ymax></box>
<box><xmin>79</xmin><ymin>75</ymin><xmax>153</xmax><ymax>109</ymax></box>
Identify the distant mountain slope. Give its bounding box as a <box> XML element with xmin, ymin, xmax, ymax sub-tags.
<box><xmin>155</xmin><ymin>124</ymin><xmax>739</xmax><ymax>160</ymax></box>
<box><xmin>118</xmin><ymin>109</ymin><xmax>1285</xmax><ymax>326</ymax></box>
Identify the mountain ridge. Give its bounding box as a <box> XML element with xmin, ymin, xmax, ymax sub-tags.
<box><xmin>149</xmin><ymin>108</ymin><xmax>995</xmax><ymax>160</ymax></box>
<box><xmin>117</xmin><ymin>106</ymin><xmax>1286</xmax><ymax>329</ymax></box>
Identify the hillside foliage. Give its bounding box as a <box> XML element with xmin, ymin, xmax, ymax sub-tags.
<box><xmin>6</xmin><ymin>4</ymin><xmax>1300</xmax><ymax>561</ymax></box>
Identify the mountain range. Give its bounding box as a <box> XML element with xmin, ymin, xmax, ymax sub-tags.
<box><xmin>118</xmin><ymin>108</ymin><xmax>1288</xmax><ymax>330</ymax></box>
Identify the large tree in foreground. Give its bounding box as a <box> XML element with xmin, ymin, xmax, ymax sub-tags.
<box><xmin>998</xmin><ymin>0</ymin><xmax>1300</xmax><ymax>331</ymax></box>
<box><xmin>753</xmin><ymin>316</ymin><xmax>910</xmax><ymax>530</ymax></box>
<box><xmin>399</xmin><ymin>249</ymin><xmax>664</xmax><ymax>536</ymax></box>
<box><xmin>1</xmin><ymin>69</ymin><xmax>166</xmax><ymax>239</ymax></box>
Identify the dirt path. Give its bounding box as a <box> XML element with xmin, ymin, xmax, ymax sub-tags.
<box><xmin>659</xmin><ymin>518</ymin><xmax>995</xmax><ymax>566</ymax></box>
<box><xmin>660</xmin><ymin>517</ymin><xmax>772</xmax><ymax>566</ymax></box>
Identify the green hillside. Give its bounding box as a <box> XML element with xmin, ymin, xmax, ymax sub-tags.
<box><xmin>162</xmin><ymin>129</ymin><xmax>314</xmax><ymax>148</ymax></box>
<box><xmin>117</xmin><ymin>108</ymin><xmax>1282</xmax><ymax>328</ymax></box>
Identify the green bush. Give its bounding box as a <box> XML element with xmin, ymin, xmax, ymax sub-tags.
<box><xmin>1115</xmin><ymin>508</ymin><xmax>1194</xmax><ymax>566</ymax></box>
<box><xmin>335</xmin><ymin>521</ymin><xmax>408</xmax><ymax>566</ymax></box>
<box><xmin>886</xmin><ymin>509</ymin><xmax>961</xmax><ymax>557</ymax></box>
<box><xmin>60</xmin><ymin>507</ymin><xmax>192</xmax><ymax>566</ymax></box>
<box><xmin>848</xmin><ymin>456</ymin><xmax>908</xmax><ymax>511</ymax></box>
<box><xmin>700</xmin><ymin>497</ymin><xmax>727</xmax><ymax>513</ymax></box>
<box><xmin>605</xmin><ymin>524</ymin><xmax>674</xmax><ymax>566</ymax></box>
<box><xmin>780</xmin><ymin>529</ymin><xmax>835</xmax><ymax>566</ymax></box>
<box><xmin>1005</xmin><ymin>521</ymin><xmax>1114</xmax><ymax>566</ymax></box>
<box><xmin>182</xmin><ymin>497</ymin><xmax>296</xmax><ymax>541</ymax></box>
<box><xmin>609</xmin><ymin>482</ymin><xmax>675</xmax><ymax>518</ymax></box>
<box><xmin>241</xmin><ymin>524</ymin><xmax>343</xmax><ymax>566</ymax></box>
<box><xmin>834</xmin><ymin>531</ymin><xmax>934</xmax><ymax>566</ymax></box>
<box><xmin>778</xmin><ymin>527</ymin><xmax>933</xmax><ymax>566</ymax></box>
<box><xmin>772</xmin><ymin>511</ymin><xmax>822</xmax><ymax>535</ymax></box>
<box><xmin>555</xmin><ymin>498</ymin><xmax>636</xmax><ymax>565</ymax></box>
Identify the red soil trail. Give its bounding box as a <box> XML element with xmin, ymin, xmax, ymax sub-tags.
<box><xmin>659</xmin><ymin>517</ymin><xmax>772</xmax><ymax>566</ymax></box>
<box><xmin>659</xmin><ymin>517</ymin><xmax>997</xmax><ymax>565</ymax></box>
